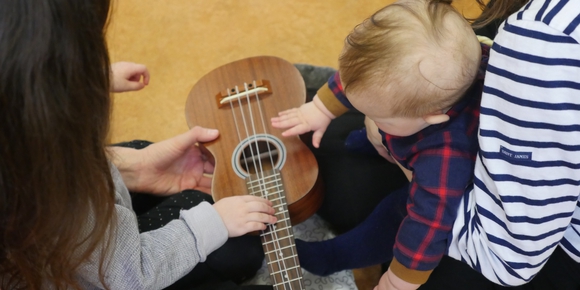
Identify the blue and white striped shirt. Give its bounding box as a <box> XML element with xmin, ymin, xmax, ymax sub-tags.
<box><xmin>447</xmin><ymin>0</ymin><xmax>580</xmax><ymax>286</ymax></box>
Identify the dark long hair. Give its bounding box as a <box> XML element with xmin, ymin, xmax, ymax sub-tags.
<box><xmin>0</xmin><ymin>0</ymin><xmax>116</xmax><ymax>289</ymax></box>
<box><xmin>471</xmin><ymin>0</ymin><xmax>530</xmax><ymax>29</ymax></box>
<box><xmin>427</xmin><ymin>0</ymin><xmax>529</xmax><ymax>29</ymax></box>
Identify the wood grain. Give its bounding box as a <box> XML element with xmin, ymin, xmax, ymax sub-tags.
<box><xmin>185</xmin><ymin>56</ymin><xmax>323</xmax><ymax>224</ymax></box>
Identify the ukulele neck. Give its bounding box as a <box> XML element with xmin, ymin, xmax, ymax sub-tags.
<box><xmin>246</xmin><ymin>169</ymin><xmax>304</xmax><ymax>290</ymax></box>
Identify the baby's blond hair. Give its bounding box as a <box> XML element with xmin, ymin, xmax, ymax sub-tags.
<box><xmin>339</xmin><ymin>0</ymin><xmax>481</xmax><ymax>117</ymax></box>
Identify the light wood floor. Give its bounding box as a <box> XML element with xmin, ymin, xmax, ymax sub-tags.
<box><xmin>107</xmin><ymin>1</ymin><xmax>482</xmax><ymax>289</ymax></box>
<box><xmin>107</xmin><ymin>0</ymin><xmax>482</xmax><ymax>143</ymax></box>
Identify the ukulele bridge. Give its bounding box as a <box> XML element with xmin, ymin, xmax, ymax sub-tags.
<box><xmin>216</xmin><ymin>79</ymin><xmax>272</xmax><ymax>108</ymax></box>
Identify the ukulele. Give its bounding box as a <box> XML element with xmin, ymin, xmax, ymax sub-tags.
<box><xmin>185</xmin><ymin>56</ymin><xmax>323</xmax><ymax>290</ymax></box>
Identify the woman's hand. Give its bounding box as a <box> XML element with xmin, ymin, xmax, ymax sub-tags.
<box><xmin>109</xmin><ymin>126</ymin><xmax>219</xmax><ymax>195</ymax></box>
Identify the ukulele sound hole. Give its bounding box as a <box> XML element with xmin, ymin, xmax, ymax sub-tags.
<box><xmin>239</xmin><ymin>140</ymin><xmax>280</xmax><ymax>175</ymax></box>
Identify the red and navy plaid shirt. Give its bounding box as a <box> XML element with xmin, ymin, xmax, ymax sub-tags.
<box><xmin>327</xmin><ymin>43</ymin><xmax>490</xmax><ymax>272</ymax></box>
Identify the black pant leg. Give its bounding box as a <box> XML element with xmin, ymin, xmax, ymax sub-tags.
<box><xmin>188</xmin><ymin>280</ymin><xmax>273</xmax><ymax>290</ymax></box>
<box><xmin>418</xmin><ymin>256</ymin><xmax>496</xmax><ymax>290</ymax></box>
<box><xmin>510</xmin><ymin>246</ymin><xmax>580</xmax><ymax>290</ymax></box>
<box><xmin>420</xmin><ymin>247</ymin><xmax>580</xmax><ymax>290</ymax></box>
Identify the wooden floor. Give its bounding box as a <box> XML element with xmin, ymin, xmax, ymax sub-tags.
<box><xmin>354</xmin><ymin>265</ymin><xmax>383</xmax><ymax>290</ymax></box>
<box><xmin>106</xmin><ymin>1</ymin><xmax>483</xmax><ymax>289</ymax></box>
<box><xmin>107</xmin><ymin>0</ymin><xmax>482</xmax><ymax>144</ymax></box>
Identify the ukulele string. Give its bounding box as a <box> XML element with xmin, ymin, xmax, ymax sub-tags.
<box><xmin>227</xmin><ymin>82</ymin><xmax>290</xmax><ymax>288</ymax></box>
<box><xmin>247</xmin><ymin>81</ymin><xmax>302</xmax><ymax>283</ymax></box>
<box><xmin>251</xmin><ymin>80</ymin><xmax>304</xmax><ymax>288</ymax></box>
<box><xmin>227</xmin><ymin>88</ymin><xmax>250</xmax><ymax>179</ymax></box>
<box><xmin>242</xmin><ymin>82</ymin><xmax>293</xmax><ymax>289</ymax></box>
<box><xmin>227</xmin><ymin>80</ymin><xmax>297</xmax><ymax>289</ymax></box>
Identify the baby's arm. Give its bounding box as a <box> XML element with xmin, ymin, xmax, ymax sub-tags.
<box><xmin>110</xmin><ymin>61</ymin><xmax>150</xmax><ymax>93</ymax></box>
<box><xmin>271</xmin><ymin>94</ymin><xmax>335</xmax><ymax>148</ymax></box>
<box><xmin>272</xmin><ymin>71</ymin><xmax>351</xmax><ymax>148</ymax></box>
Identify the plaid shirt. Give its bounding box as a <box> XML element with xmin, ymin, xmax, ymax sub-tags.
<box><xmin>327</xmin><ymin>44</ymin><xmax>490</xmax><ymax>274</ymax></box>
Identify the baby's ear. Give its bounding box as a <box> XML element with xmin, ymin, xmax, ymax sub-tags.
<box><xmin>423</xmin><ymin>113</ymin><xmax>449</xmax><ymax>125</ymax></box>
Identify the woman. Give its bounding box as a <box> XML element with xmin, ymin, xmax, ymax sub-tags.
<box><xmin>421</xmin><ymin>0</ymin><xmax>580</xmax><ymax>289</ymax></box>
<box><xmin>0</xmin><ymin>1</ymin><xmax>276</xmax><ymax>289</ymax></box>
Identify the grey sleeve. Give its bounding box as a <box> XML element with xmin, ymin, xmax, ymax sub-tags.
<box><xmin>78</xmin><ymin>166</ymin><xmax>228</xmax><ymax>289</ymax></box>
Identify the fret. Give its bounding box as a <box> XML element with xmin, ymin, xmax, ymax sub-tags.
<box><xmin>264</xmin><ymin>249</ymin><xmax>298</xmax><ymax>263</ymax></box>
<box><xmin>260</xmin><ymin>233</ymin><xmax>294</xmax><ymax>245</ymax></box>
<box><xmin>270</xmin><ymin>267</ymin><xmax>301</xmax><ymax>278</ymax></box>
<box><xmin>248</xmin><ymin>184</ymin><xmax>284</xmax><ymax>195</ymax></box>
<box><xmin>268</xmin><ymin>195</ymin><xmax>286</xmax><ymax>203</ymax></box>
<box><xmin>264</xmin><ymin>246</ymin><xmax>298</xmax><ymax>255</ymax></box>
<box><xmin>272</xmin><ymin>276</ymin><xmax>303</xmax><ymax>286</ymax></box>
<box><xmin>272</xmin><ymin>216</ymin><xmax>290</xmax><ymax>223</ymax></box>
<box><xmin>266</xmin><ymin>253</ymin><xmax>299</xmax><ymax>263</ymax></box>
<box><xmin>261</xmin><ymin>224</ymin><xmax>292</xmax><ymax>235</ymax></box>
<box><xmin>269</xmin><ymin>268</ymin><xmax>304</xmax><ymax>290</ymax></box>
<box><xmin>271</xmin><ymin>279</ymin><xmax>304</xmax><ymax>290</ymax></box>
<box><xmin>247</xmin><ymin>178</ymin><xmax>283</xmax><ymax>188</ymax></box>
<box><xmin>264</xmin><ymin>248</ymin><xmax>298</xmax><ymax>262</ymax></box>
<box><xmin>247</xmin><ymin>174</ymin><xmax>282</xmax><ymax>187</ymax></box>
<box><xmin>267</xmin><ymin>214</ymin><xmax>290</xmax><ymax>223</ymax></box>
<box><xmin>246</xmin><ymin>170</ymin><xmax>280</xmax><ymax>180</ymax></box>
<box><xmin>261</xmin><ymin>235</ymin><xmax>293</xmax><ymax>246</ymax></box>
<box><xmin>249</xmin><ymin>191</ymin><xmax>287</xmax><ymax>203</ymax></box>
<box><xmin>263</xmin><ymin>218</ymin><xmax>291</xmax><ymax>227</ymax></box>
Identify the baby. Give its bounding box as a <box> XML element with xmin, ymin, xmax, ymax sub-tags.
<box><xmin>272</xmin><ymin>0</ymin><xmax>487</xmax><ymax>289</ymax></box>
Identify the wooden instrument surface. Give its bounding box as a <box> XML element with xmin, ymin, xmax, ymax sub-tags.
<box><xmin>184</xmin><ymin>56</ymin><xmax>322</xmax><ymax>224</ymax></box>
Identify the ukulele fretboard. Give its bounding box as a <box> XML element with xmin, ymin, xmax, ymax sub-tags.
<box><xmin>247</xmin><ymin>169</ymin><xmax>304</xmax><ymax>290</ymax></box>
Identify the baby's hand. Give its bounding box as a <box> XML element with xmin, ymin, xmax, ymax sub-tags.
<box><xmin>374</xmin><ymin>268</ymin><xmax>421</xmax><ymax>290</ymax></box>
<box><xmin>111</xmin><ymin>61</ymin><xmax>150</xmax><ymax>93</ymax></box>
<box><xmin>271</xmin><ymin>95</ymin><xmax>334</xmax><ymax>148</ymax></box>
<box><xmin>213</xmin><ymin>195</ymin><xmax>277</xmax><ymax>237</ymax></box>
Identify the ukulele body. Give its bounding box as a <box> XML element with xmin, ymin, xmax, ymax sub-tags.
<box><xmin>185</xmin><ymin>56</ymin><xmax>322</xmax><ymax>225</ymax></box>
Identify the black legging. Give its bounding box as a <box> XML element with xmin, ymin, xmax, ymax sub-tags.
<box><xmin>419</xmin><ymin>247</ymin><xmax>580</xmax><ymax>290</ymax></box>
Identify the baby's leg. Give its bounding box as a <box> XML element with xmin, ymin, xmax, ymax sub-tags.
<box><xmin>296</xmin><ymin>184</ymin><xmax>409</xmax><ymax>276</ymax></box>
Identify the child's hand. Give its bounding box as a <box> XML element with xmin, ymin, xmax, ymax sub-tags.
<box><xmin>111</xmin><ymin>61</ymin><xmax>150</xmax><ymax>92</ymax></box>
<box><xmin>271</xmin><ymin>95</ymin><xmax>334</xmax><ymax>148</ymax></box>
<box><xmin>374</xmin><ymin>268</ymin><xmax>421</xmax><ymax>290</ymax></box>
<box><xmin>213</xmin><ymin>195</ymin><xmax>277</xmax><ymax>237</ymax></box>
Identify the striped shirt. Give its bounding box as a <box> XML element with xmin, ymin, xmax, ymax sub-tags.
<box><xmin>448</xmin><ymin>0</ymin><xmax>580</xmax><ymax>286</ymax></box>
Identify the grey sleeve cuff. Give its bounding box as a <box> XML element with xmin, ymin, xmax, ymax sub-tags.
<box><xmin>179</xmin><ymin>201</ymin><xmax>228</xmax><ymax>261</ymax></box>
